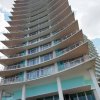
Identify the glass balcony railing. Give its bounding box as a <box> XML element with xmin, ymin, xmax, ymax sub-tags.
<box><xmin>5</xmin><ymin>40</ymin><xmax>84</xmax><ymax>71</ymax></box>
<box><xmin>6</xmin><ymin>32</ymin><xmax>75</xmax><ymax>59</ymax></box>
<box><xmin>57</xmin><ymin>56</ymin><xmax>86</xmax><ymax>71</ymax></box>
<box><xmin>27</xmin><ymin>65</ymin><xmax>55</xmax><ymax>80</ymax></box>
<box><xmin>56</xmin><ymin>41</ymin><xmax>83</xmax><ymax>57</ymax></box>
<box><xmin>1</xmin><ymin>55</ymin><xmax>89</xmax><ymax>85</ymax></box>
<box><xmin>6</xmin><ymin>64</ymin><xmax>25</xmax><ymax>70</ymax></box>
<box><xmin>1</xmin><ymin>74</ymin><xmax>23</xmax><ymax>84</ymax></box>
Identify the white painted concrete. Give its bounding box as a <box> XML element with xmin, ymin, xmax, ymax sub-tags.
<box><xmin>57</xmin><ymin>77</ymin><xmax>64</xmax><ymax>100</ymax></box>
<box><xmin>22</xmin><ymin>84</ymin><xmax>26</xmax><ymax>100</ymax></box>
<box><xmin>89</xmin><ymin>69</ymin><xmax>100</xmax><ymax>100</ymax></box>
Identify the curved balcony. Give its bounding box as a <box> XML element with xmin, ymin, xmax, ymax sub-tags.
<box><xmin>4</xmin><ymin>16</ymin><xmax>77</xmax><ymax>40</ymax></box>
<box><xmin>12</xmin><ymin>0</ymin><xmax>52</xmax><ymax>15</ymax></box>
<box><xmin>5</xmin><ymin>12</ymin><xmax>75</xmax><ymax>48</ymax></box>
<box><xmin>10</xmin><ymin>1</ymin><xmax>69</xmax><ymax>27</ymax></box>
<box><xmin>13</xmin><ymin>0</ymin><xmax>53</xmax><ymax>10</ymax></box>
<box><xmin>6</xmin><ymin>10</ymin><xmax>74</xmax><ymax>39</ymax></box>
<box><xmin>0</xmin><ymin>42</ymin><xmax>89</xmax><ymax>77</ymax></box>
<box><xmin>13</xmin><ymin>0</ymin><xmax>61</xmax><ymax>14</ymax></box>
<box><xmin>0</xmin><ymin>31</ymin><xmax>84</xmax><ymax>65</ymax></box>
<box><xmin>6</xmin><ymin>12</ymin><xmax>74</xmax><ymax>42</ymax></box>
<box><xmin>14</xmin><ymin>0</ymin><xmax>53</xmax><ymax>6</ymax></box>
<box><xmin>0</xmin><ymin>39</ymin><xmax>84</xmax><ymax>65</ymax></box>
<box><xmin>0</xmin><ymin>56</ymin><xmax>95</xmax><ymax>86</ymax></box>
<box><xmin>9</xmin><ymin>5</ymin><xmax>71</xmax><ymax>33</ymax></box>
<box><xmin>10</xmin><ymin>0</ymin><xmax>68</xmax><ymax>21</ymax></box>
<box><xmin>1</xmin><ymin>29</ymin><xmax>82</xmax><ymax>58</ymax></box>
<box><xmin>14</xmin><ymin>0</ymin><xmax>41</xmax><ymax>4</ymax></box>
<box><xmin>1</xmin><ymin>21</ymin><xmax>80</xmax><ymax>56</ymax></box>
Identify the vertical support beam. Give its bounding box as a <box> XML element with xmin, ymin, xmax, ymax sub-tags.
<box><xmin>0</xmin><ymin>90</ymin><xmax>2</xmax><ymax>100</ymax></box>
<box><xmin>89</xmin><ymin>69</ymin><xmax>100</xmax><ymax>100</ymax></box>
<box><xmin>24</xmin><ymin>71</ymin><xmax>27</xmax><ymax>82</ymax></box>
<box><xmin>93</xmin><ymin>89</ymin><xmax>100</xmax><ymax>100</ymax></box>
<box><xmin>22</xmin><ymin>84</ymin><xmax>26</xmax><ymax>100</ymax></box>
<box><xmin>57</xmin><ymin>77</ymin><xmax>64</xmax><ymax>100</ymax></box>
<box><xmin>55</xmin><ymin>63</ymin><xmax>58</xmax><ymax>72</ymax></box>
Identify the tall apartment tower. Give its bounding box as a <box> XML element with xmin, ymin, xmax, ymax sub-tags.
<box><xmin>0</xmin><ymin>0</ymin><xmax>100</xmax><ymax>100</ymax></box>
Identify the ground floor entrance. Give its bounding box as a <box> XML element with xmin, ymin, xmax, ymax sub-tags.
<box><xmin>26</xmin><ymin>90</ymin><xmax>95</xmax><ymax>100</ymax></box>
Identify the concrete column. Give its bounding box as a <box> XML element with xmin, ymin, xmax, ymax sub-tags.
<box><xmin>55</xmin><ymin>63</ymin><xmax>58</xmax><ymax>72</ymax></box>
<box><xmin>53</xmin><ymin>51</ymin><xmax>56</xmax><ymax>58</ymax></box>
<box><xmin>93</xmin><ymin>89</ymin><xmax>100</xmax><ymax>100</ymax></box>
<box><xmin>22</xmin><ymin>84</ymin><xmax>26</xmax><ymax>100</ymax></box>
<box><xmin>57</xmin><ymin>77</ymin><xmax>64</xmax><ymax>100</ymax></box>
<box><xmin>24</xmin><ymin>71</ymin><xmax>27</xmax><ymax>81</ymax></box>
<box><xmin>89</xmin><ymin>69</ymin><xmax>100</xmax><ymax>100</ymax></box>
<box><xmin>0</xmin><ymin>90</ymin><xmax>2</xmax><ymax>100</ymax></box>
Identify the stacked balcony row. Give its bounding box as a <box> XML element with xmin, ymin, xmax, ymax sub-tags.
<box><xmin>0</xmin><ymin>55</ymin><xmax>89</xmax><ymax>85</ymax></box>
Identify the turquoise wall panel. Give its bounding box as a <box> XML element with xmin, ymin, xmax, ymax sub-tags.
<box><xmin>2</xmin><ymin>89</ymin><xmax>22</xmax><ymax>100</ymax></box>
<box><xmin>61</xmin><ymin>76</ymin><xmax>94</xmax><ymax>90</ymax></box>
<box><xmin>2</xmin><ymin>76</ymin><xmax>94</xmax><ymax>100</ymax></box>
<box><xmin>26</xmin><ymin>82</ymin><xmax>58</xmax><ymax>97</ymax></box>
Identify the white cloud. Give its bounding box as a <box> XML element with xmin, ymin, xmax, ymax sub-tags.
<box><xmin>0</xmin><ymin>11</ymin><xmax>9</xmax><ymax>33</ymax></box>
<box><xmin>0</xmin><ymin>0</ymin><xmax>15</xmax><ymax>34</ymax></box>
<box><xmin>69</xmin><ymin>0</ymin><xmax>100</xmax><ymax>39</ymax></box>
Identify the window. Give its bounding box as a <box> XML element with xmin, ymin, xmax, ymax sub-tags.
<box><xmin>28</xmin><ymin>57</ymin><xmax>39</xmax><ymax>66</ymax></box>
<box><xmin>40</xmin><ymin>53</ymin><xmax>53</xmax><ymax>62</ymax></box>
<box><xmin>86</xmin><ymin>91</ymin><xmax>96</xmax><ymax>100</ymax></box>
<box><xmin>78</xmin><ymin>92</ymin><xmax>86</xmax><ymax>100</ymax></box>
<box><xmin>70</xmin><ymin>94</ymin><xmax>77</xmax><ymax>100</ymax></box>
<box><xmin>28</xmin><ymin>47</ymin><xmax>38</xmax><ymax>54</ymax></box>
<box><xmin>27</xmin><ymin>65</ymin><xmax>54</xmax><ymax>80</ymax></box>
<box><xmin>29</xmin><ymin>38</ymin><xmax>38</xmax><ymax>45</ymax></box>
<box><xmin>40</xmin><ymin>42</ymin><xmax>51</xmax><ymax>51</ymax></box>
<box><xmin>40</xmin><ymin>34</ymin><xmax>50</xmax><ymax>40</ymax></box>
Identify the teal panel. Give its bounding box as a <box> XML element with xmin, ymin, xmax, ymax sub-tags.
<box><xmin>18</xmin><ymin>72</ymin><xmax>24</xmax><ymax>81</ymax></box>
<box><xmin>26</xmin><ymin>82</ymin><xmax>58</xmax><ymax>97</ymax></box>
<box><xmin>61</xmin><ymin>76</ymin><xmax>94</xmax><ymax>90</ymax></box>
<box><xmin>57</xmin><ymin>61</ymin><xmax>65</xmax><ymax>71</ymax></box>
<box><xmin>13</xmin><ymin>89</ymin><xmax>22</xmax><ymax>100</ymax></box>
<box><xmin>2</xmin><ymin>89</ymin><xmax>22</xmax><ymax>100</ymax></box>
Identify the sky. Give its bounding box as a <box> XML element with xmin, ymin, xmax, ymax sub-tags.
<box><xmin>0</xmin><ymin>0</ymin><xmax>100</xmax><ymax>54</ymax></box>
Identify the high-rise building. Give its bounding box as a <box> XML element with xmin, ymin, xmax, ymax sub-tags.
<box><xmin>0</xmin><ymin>0</ymin><xmax>100</xmax><ymax>100</ymax></box>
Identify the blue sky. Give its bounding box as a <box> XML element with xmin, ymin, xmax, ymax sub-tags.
<box><xmin>0</xmin><ymin>0</ymin><xmax>100</xmax><ymax>55</ymax></box>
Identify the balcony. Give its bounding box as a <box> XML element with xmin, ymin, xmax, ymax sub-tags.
<box><xmin>0</xmin><ymin>55</ymin><xmax>89</xmax><ymax>85</ymax></box>
<box><xmin>4</xmin><ymin>13</ymin><xmax>74</xmax><ymax>49</ymax></box>
<box><xmin>10</xmin><ymin>0</ymin><xmax>68</xmax><ymax>22</ymax></box>
<box><xmin>2</xmin><ymin>40</ymin><xmax>84</xmax><ymax>71</ymax></box>
<box><xmin>12</xmin><ymin>0</ymin><xmax>65</xmax><ymax>16</ymax></box>
<box><xmin>0</xmin><ymin>31</ymin><xmax>76</xmax><ymax>60</ymax></box>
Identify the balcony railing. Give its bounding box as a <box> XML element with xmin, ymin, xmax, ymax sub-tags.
<box><xmin>4</xmin><ymin>40</ymin><xmax>84</xmax><ymax>71</ymax></box>
<box><xmin>1</xmin><ymin>32</ymin><xmax>75</xmax><ymax>60</ymax></box>
<box><xmin>56</xmin><ymin>41</ymin><xmax>83</xmax><ymax>57</ymax></box>
<box><xmin>1</xmin><ymin>75</ymin><xmax>23</xmax><ymax>84</ymax></box>
<box><xmin>0</xmin><ymin>55</ymin><xmax>89</xmax><ymax>85</ymax></box>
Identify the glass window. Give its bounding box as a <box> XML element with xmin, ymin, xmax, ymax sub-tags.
<box><xmin>86</xmin><ymin>91</ymin><xmax>96</xmax><ymax>100</ymax></box>
<box><xmin>45</xmin><ymin>96</ymin><xmax>53</xmax><ymax>100</ymax></box>
<box><xmin>70</xmin><ymin>94</ymin><xmax>77</xmax><ymax>100</ymax></box>
<box><xmin>28</xmin><ymin>57</ymin><xmax>39</xmax><ymax>66</ymax></box>
<box><xmin>29</xmin><ymin>38</ymin><xmax>38</xmax><ymax>44</ymax></box>
<box><xmin>54</xmin><ymin>95</ymin><xmax>59</xmax><ymax>100</ymax></box>
<box><xmin>37</xmin><ymin>98</ymin><xmax>43</xmax><ymax>100</ymax></box>
<box><xmin>40</xmin><ymin>53</ymin><xmax>53</xmax><ymax>62</ymax></box>
<box><xmin>40</xmin><ymin>42</ymin><xmax>51</xmax><ymax>51</ymax></box>
<box><xmin>40</xmin><ymin>34</ymin><xmax>50</xmax><ymax>40</ymax></box>
<box><xmin>78</xmin><ymin>92</ymin><xmax>86</xmax><ymax>100</ymax></box>
<box><xmin>28</xmin><ymin>47</ymin><xmax>38</xmax><ymax>54</ymax></box>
